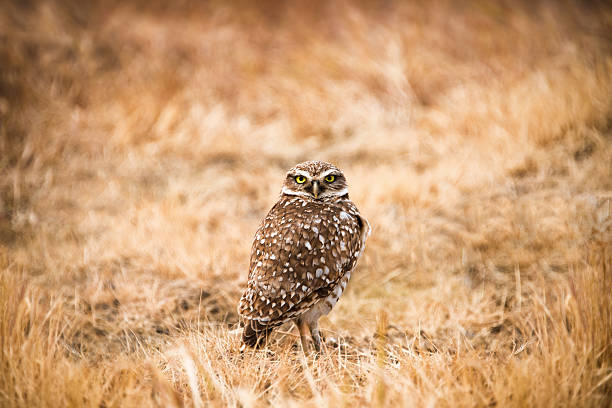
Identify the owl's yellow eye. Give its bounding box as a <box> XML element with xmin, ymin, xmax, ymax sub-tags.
<box><xmin>295</xmin><ymin>175</ymin><xmax>306</xmax><ymax>184</ymax></box>
<box><xmin>324</xmin><ymin>175</ymin><xmax>336</xmax><ymax>183</ymax></box>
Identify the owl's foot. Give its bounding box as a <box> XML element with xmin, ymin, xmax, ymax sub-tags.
<box><xmin>310</xmin><ymin>325</ymin><xmax>323</xmax><ymax>354</ymax></box>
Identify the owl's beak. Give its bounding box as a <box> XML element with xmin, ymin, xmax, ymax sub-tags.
<box><xmin>312</xmin><ymin>181</ymin><xmax>320</xmax><ymax>198</ymax></box>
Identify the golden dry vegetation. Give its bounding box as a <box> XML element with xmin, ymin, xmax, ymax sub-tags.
<box><xmin>1</xmin><ymin>1</ymin><xmax>612</xmax><ymax>406</ymax></box>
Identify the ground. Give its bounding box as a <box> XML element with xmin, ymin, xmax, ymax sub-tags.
<box><xmin>1</xmin><ymin>1</ymin><xmax>611</xmax><ymax>407</ymax></box>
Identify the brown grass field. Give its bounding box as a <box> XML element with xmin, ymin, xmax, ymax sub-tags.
<box><xmin>1</xmin><ymin>1</ymin><xmax>612</xmax><ymax>406</ymax></box>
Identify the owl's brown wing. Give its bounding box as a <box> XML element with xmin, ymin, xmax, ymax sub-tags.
<box><xmin>238</xmin><ymin>196</ymin><xmax>366</xmax><ymax>325</ymax></box>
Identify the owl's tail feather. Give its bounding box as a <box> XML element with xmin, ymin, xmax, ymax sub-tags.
<box><xmin>241</xmin><ymin>319</ymin><xmax>272</xmax><ymax>350</ymax></box>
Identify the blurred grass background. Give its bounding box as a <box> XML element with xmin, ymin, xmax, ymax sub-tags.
<box><xmin>1</xmin><ymin>1</ymin><xmax>611</xmax><ymax>406</ymax></box>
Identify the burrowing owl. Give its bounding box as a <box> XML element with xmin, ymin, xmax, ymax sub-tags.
<box><xmin>238</xmin><ymin>161</ymin><xmax>370</xmax><ymax>353</ymax></box>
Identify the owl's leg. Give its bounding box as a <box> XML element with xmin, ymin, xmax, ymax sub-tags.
<box><xmin>308</xmin><ymin>320</ymin><xmax>322</xmax><ymax>353</ymax></box>
<box><xmin>295</xmin><ymin>318</ymin><xmax>312</xmax><ymax>354</ymax></box>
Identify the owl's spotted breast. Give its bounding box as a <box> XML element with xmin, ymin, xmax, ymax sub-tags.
<box><xmin>239</xmin><ymin>195</ymin><xmax>364</xmax><ymax>323</ymax></box>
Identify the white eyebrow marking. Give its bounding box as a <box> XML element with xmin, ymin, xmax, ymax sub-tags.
<box><xmin>319</xmin><ymin>168</ymin><xmax>338</xmax><ymax>178</ymax></box>
<box><xmin>289</xmin><ymin>169</ymin><xmax>312</xmax><ymax>178</ymax></box>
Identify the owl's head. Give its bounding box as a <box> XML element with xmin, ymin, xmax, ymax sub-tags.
<box><xmin>281</xmin><ymin>161</ymin><xmax>348</xmax><ymax>200</ymax></box>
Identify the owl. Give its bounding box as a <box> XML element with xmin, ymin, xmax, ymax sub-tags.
<box><xmin>238</xmin><ymin>161</ymin><xmax>370</xmax><ymax>353</ymax></box>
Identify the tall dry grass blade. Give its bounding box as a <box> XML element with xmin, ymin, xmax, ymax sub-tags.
<box><xmin>178</xmin><ymin>345</ymin><xmax>203</xmax><ymax>408</ymax></box>
<box><xmin>149</xmin><ymin>361</ymin><xmax>183</xmax><ymax>408</ymax></box>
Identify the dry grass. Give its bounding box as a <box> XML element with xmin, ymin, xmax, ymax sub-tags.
<box><xmin>1</xmin><ymin>0</ymin><xmax>612</xmax><ymax>406</ymax></box>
